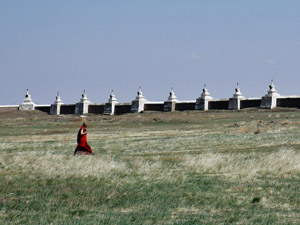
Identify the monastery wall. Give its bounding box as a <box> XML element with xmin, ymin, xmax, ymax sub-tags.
<box><xmin>3</xmin><ymin>82</ymin><xmax>300</xmax><ymax>116</ymax></box>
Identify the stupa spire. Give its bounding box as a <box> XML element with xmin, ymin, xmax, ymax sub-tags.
<box><xmin>54</xmin><ymin>91</ymin><xmax>63</xmax><ymax>104</ymax></box>
<box><xmin>109</xmin><ymin>90</ymin><xmax>118</xmax><ymax>103</ymax></box>
<box><xmin>233</xmin><ymin>83</ymin><xmax>244</xmax><ymax>98</ymax></box>
<box><xmin>168</xmin><ymin>87</ymin><xmax>177</xmax><ymax>101</ymax></box>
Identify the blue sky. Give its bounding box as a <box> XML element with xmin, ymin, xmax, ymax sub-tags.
<box><xmin>1</xmin><ymin>0</ymin><xmax>300</xmax><ymax>104</ymax></box>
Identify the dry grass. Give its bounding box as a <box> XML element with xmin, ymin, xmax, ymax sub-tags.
<box><xmin>1</xmin><ymin>153</ymin><xmax>126</xmax><ymax>179</ymax></box>
<box><xmin>2</xmin><ymin>145</ymin><xmax>299</xmax><ymax>183</ymax></box>
<box><xmin>182</xmin><ymin>148</ymin><xmax>300</xmax><ymax>180</ymax></box>
<box><xmin>2</xmin><ymin>109</ymin><xmax>300</xmax><ymax>224</ymax></box>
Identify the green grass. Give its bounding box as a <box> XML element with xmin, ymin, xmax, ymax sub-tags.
<box><xmin>1</xmin><ymin>109</ymin><xmax>300</xmax><ymax>224</ymax></box>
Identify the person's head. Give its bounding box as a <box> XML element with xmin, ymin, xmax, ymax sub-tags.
<box><xmin>83</xmin><ymin>122</ymin><xmax>87</xmax><ymax>127</ymax></box>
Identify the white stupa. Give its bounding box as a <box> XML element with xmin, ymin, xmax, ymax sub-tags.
<box><xmin>195</xmin><ymin>84</ymin><xmax>213</xmax><ymax>110</ymax></box>
<box><xmin>131</xmin><ymin>87</ymin><xmax>147</xmax><ymax>113</ymax></box>
<box><xmin>19</xmin><ymin>89</ymin><xmax>36</xmax><ymax>110</ymax></box>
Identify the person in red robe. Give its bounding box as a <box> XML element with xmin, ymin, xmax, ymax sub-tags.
<box><xmin>74</xmin><ymin>123</ymin><xmax>93</xmax><ymax>155</ymax></box>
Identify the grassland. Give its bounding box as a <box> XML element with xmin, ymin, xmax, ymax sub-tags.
<box><xmin>1</xmin><ymin>109</ymin><xmax>300</xmax><ymax>224</ymax></box>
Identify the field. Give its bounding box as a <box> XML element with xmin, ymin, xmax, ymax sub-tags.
<box><xmin>1</xmin><ymin>109</ymin><xmax>300</xmax><ymax>224</ymax></box>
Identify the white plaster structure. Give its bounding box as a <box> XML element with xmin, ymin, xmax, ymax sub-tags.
<box><xmin>228</xmin><ymin>83</ymin><xmax>245</xmax><ymax>110</ymax></box>
<box><xmin>104</xmin><ymin>90</ymin><xmax>119</xmax><ymax>115</ymax></box>
<box><xmin>75</xmin><ymin>90</ymin><xmax>91</xmax><ymax>114</ymax></box>
<box><xmin>260</xmin><ymin>80</ymin><xmax>280</xmax><ymax>109</ymax></box>
<box><xmin>131</xmin><ymin>87</ymin><xmax>147</xmax><ymax>113</ymax></box>
<box><xmin>19</xmin><ymin>89</ymin><xmax>36</xmax><ymax>110</ymax></box>
<box><xmin>164</xmin><ymin>88</ymin><xmax>178</xmax><ymax>112</ymax></box>
<box><xmin>195</xmin><ymin>85</ymin><xmax>213</xmax><ymax>111</ymax></box>
<box><xmin>13</xmin><ymin>81</ymin><xmax>300</xmax><ymax>115</ymax></box>
<box><xmin>50</xmin><ymin>92</ymin><xmax>63</xmax><ymax>115</ymax></box>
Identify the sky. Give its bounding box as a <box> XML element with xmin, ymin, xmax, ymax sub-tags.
<box><xmin>1</xmin><ymin>0</ymin><xmax>300</xmax><ymax>105</ymax></box>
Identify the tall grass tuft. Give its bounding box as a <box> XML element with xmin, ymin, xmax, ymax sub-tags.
<box><xmin>183</xmin><ymin>148</ymin><xmax>300</xmax><ymax>180</ymax></box>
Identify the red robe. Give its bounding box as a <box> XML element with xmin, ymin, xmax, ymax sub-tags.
<box><xmin>75</xmin><ymin>126</ymin><xmax>93</xmax><ymax>154</ymax></box>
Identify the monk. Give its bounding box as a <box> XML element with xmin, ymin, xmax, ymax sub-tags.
<box><xmin>74</xmin><ymin>122</ymin><xmax>93</xmax><ymax>155</ymax></box>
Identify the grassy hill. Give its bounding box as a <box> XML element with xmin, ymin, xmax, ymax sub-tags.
<box><xmin>1</xmin><ymin>109</ymin><xmax>300</xmax><ymax>224</ymax></box>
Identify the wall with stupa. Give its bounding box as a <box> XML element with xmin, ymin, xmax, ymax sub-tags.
<box><xmin>1</xmin><ymin>81</ymin><xmax>300</xmax><ymax>115</ymax></box>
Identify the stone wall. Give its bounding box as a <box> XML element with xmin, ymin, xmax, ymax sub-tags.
<box><xmin>240</xmin><ymin>99</ymin><xmax>261</xmax><ymax>109</ymax></box>
<box><xmin>29</xmin><ymin>97</ymin><xmax>300</xmax><ymax>115</ymax></box>
<box><xmin>144</xmin><ymin>103</ymin><xmax>164</xmax><ymax>111</ymax></box>
<box><xmin>277</xmin><ymin>98</ymin><xmax>300</xmax><ymax>108</ymax></box>
<box><xmin>115</xmin><ymin>104</ymin><xmax>131</xmax><ymax>115</ymax></box>
<box><xmin>35</xmin><ymin>105</ymin><xmax>50</xmax><ymax>114</ymax></box>
<box><xmin>7</xmin><ymin>83</ymin><xmax>300</xmax><ymax>116</ymax></box>
<box><xmin>175</xmin><ymin>102</ymin><xmax>196</xmax><ymax>111</ymax></box>
<box><xmin>0</xmin><ymin>106</ymin><xmax>18</xmax><ymax>113</ymax></box>
<box><xmin>88</xmin><ymin>104</ymin><xmax>105</xmax><ymax>114</ymax></box>
<box><xmin>209</xmin><ymin>100</ymin><xmax>229</xmax><ymax>110</ymax></box>
<box><xmin>60</xmin><ymin>105</ymin><xmax>76</xmax><ymax>114</ymax></box>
